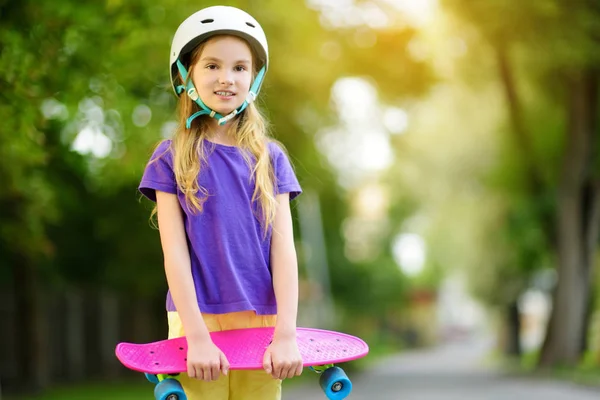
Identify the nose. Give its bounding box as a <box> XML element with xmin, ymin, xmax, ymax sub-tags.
<box><xmin>218</xmin><ymin>70</ymin><xmax>234</xmax><ymax>86</ymax></box>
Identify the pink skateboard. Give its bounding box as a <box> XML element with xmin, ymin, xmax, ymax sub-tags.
<box><xmin>116</xmin><ymin>327</ymin><xmax>369</xmax><ymax>400</ymax></box>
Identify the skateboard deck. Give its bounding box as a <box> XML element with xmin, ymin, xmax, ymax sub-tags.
<box><xmin>116</xmin><ymin>327</ymin><xmax>369</xmax><ymax>374</ymax></box>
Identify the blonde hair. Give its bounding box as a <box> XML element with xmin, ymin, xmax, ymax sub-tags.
<box><xmin>152</xmin><ymin>37</ymin><xmax>278</xmax><ymax>233</ymax></box>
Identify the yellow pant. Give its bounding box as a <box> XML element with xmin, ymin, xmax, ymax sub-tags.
<box><xmin>167</xmin><ymin>311</ymin><xmax>281</xmax><ymax>400</ymax></box>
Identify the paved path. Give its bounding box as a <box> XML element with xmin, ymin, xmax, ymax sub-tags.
<box><xmin>283</xmin><ymin>338</ymin><xmax>600</xmax><ymax>400</ymax></box>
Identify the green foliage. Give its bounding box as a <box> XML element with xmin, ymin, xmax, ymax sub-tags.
<box><xmin>443</xmin><ymin>0</ymin><xmax>600</xmax><ymax>64</ymax></box>
<box><xmin>332</xmin><ymin>252</ymin><xmax>408</xmax><ymax>316</ymax></box>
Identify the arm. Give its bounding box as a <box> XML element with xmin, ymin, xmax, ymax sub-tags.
<box><xmin>156</xmin><ymin>191</ymin><xmax>209</xmax><ymax>341</ymax></box>
<box><xmin>271</xmin><ymin>192</ymin><xmax>299</xmax><ymax>338</ymax></box>
<box><xmin>263</xmin><ymin>192</ymin><xmax>303</xmax><ymax>379</ymax></box>
<box><xmin>156</xmin><ymin>191</ymin><xmax>229</xmax><ymax>380</ymax></box>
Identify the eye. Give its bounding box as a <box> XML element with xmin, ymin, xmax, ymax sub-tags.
<box><xmin>205</xmin><ymin>64</ymin><xmax>218</xmax><ymax>70</ymax></box>
<box><xmin>234</xmin><ymin>65</ymin><xmax>247</xmax><ymax>72</ymax></box>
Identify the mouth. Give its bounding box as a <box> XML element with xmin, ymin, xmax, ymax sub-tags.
<box><xmin>214</xmin><ymin>91</ymin><xmax>236</xmax><ymax>98</ymax></box>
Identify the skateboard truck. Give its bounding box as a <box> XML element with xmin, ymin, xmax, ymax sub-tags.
<box><xmin>310</xmin><ymin>364</ymin><xmax>353</xmax><ymax>399</ymax></box>
<box><xmin>145</xmin><ymin>373</ymin><xmax>187</xmax><ymax>400</ymax></box>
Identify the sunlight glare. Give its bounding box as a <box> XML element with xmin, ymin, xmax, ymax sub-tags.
<box><xmin>383</xmin><ymin>0</ymin><xmax>437</xmax><ymax>26</ymax></box>
<box><xmin>392</xmin><ymin>233</ymin><xmax>426</xmax><ymax>276</ymax></box>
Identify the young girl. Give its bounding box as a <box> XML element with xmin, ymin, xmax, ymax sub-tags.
<box><xmin>138</xmin><ymin>6</ymin><xmax>303</xmax><ymax>399</ymax></box>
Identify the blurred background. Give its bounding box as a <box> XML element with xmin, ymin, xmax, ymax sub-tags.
<box><xmin>1</xmin><ymin>0</ymin><xmax>600</xmax><ymax>399</ymax></box>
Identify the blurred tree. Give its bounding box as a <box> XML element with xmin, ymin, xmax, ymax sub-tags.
<box><xmin>442</xmin><ymin>0</ymin><xmax>600</xmax><ymax>366</ymax></box>
<box><xmin>0</xmin><ymin>0</ymin><xmax>114</xmax><ymax>389</ymax></box>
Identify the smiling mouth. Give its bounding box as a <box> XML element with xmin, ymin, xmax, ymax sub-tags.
<box><xmin>215</xmin><ymin>91</ymin><xmax>236</xmax><ymax>96</ymax></box>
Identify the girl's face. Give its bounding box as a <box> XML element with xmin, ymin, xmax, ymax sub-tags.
<box><xmin>191</xmin><ymin>35</ymin><xmax>254</xmax><ymax>116</ymax></box>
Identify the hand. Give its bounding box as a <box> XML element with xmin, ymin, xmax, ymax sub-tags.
<box><xmin>186</xmin><ymin>338</ymin><xmax>230</xmax><ymax>381</ymax></box>
<box><xmin>263</xmin><ymin>335</ymin><xmax>303</xmax><ymax>380</ymax></box>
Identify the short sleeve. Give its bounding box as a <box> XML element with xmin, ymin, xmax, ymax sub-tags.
<box><xmin>269</xmin><ymin>141</ymin><xmax>302</xmax><ymax>200</ymax></box>
<box><xmin>138</xmin><ymin>140</ymin><xmax>177</xmax><ymax>202</ymax></box>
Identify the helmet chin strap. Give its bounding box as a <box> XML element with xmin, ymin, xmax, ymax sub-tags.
<box><xmin>176</xmin><ymin>60</ymin><xmax>265</xmax><ymax>128</ymax></box>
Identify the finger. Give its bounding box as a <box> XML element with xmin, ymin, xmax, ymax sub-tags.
<box><xmin>263</xmin><ymin>351</ymin><xmax>273</xmax><ymax>374</ymax></box>
<box><xmin>272</xmin><ymin>361</ymin><xmax>282</xmax><ymax>379</ymax></box>
<box><xmin>203</xmin><ymin>365</ymin><xmax>213</xmax><ymax>382</ymax></box>
<box><xmin>211</xmin><ymin>362</ymin><xmax>220</xmax><ymax>381</ymax></box>
<box><xmin>287</xmin><ymin>364</ymin><xmax>297</xmax><ymax>379</ymax></box>
<box><xmin>195</xmin><ymin>365</ymin><xmax>204</xmax><ymax>381</ymax></box>
<box><xmin>187</xmin><ymin>363</ymin><xmax>196</xmax><ymax>379</ymax></box>
<box><xmin>278</xmin><ymin>362</ymin><xmax>291</xmax><ymax>380</ymax></box>
<box><xmin>295</xmin><ymin>363</ymin><xmax>303</xmax><ymax>376</ymax></box>
<box><xmin>283</xmin><ymin>363</ymin><xmax>293</xmax><ymax>380</ymax></box>
<box><xmin>220</xmin><ymin>353</ymin><xmax>230</xmax><ymax>376</ymax></box>
<box><xmin>276</xmin><ymin>363</ymin><xmax>286</xmax><ymax>380</ymax></box>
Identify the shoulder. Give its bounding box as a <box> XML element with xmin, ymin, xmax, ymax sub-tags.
<box><xmin>150</xmin><ymin>139</ymin><xmax>174</xmax><ymax>162</ymax></box>
<box><xmin>155</xmin><ymin>139</ymin><xmax>173</xmax><ymax>155</ymax></box>
<box><xmin>267</xmin><ymin>139</ymin><xmax>297</xmax><ymax>175</ymax></box>
<box><xmin>267</xmin><ymin>140</ymin><xmax>287</xmax><ymax>160</ymax></box>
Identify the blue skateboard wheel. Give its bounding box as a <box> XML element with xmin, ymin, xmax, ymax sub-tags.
<box><xmin>154</xmin><ymin>378</ymin><xmax>187</xmax><ymax>400</ymax></box>
<box><xmin>319</xmin><ymin>366</ymin><xmax>352</xmax><ymax>400</ymax></box>
<box><xmin>145</xmin><ymin>373</ymin><xmax>159</xmax><ymax>384</ymax></box>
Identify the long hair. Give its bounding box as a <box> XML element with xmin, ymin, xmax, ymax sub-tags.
<box><xmin>152</xmin><ymin>37</ymin><xmax>278</xmax><ymax>233</ymax></box>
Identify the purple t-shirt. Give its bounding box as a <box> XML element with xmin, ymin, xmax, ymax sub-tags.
<box><xmin>139</xmin><ymin>139</ymin><xmax>301</xmax><ymax>315</ymax></box>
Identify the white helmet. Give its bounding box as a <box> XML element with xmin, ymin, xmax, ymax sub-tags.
<box><xmin>169</xmin><ymin>6</ymin><xmax>269</xmax><ymax>126</ymax></box>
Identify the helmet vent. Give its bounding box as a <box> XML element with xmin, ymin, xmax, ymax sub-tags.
<box><xmin>245</xmin><ymin>22</ymin><xmax>255</xmax><ymax>28</ymax></box>
<box><xmin>201</xmin><ymin>19</ymin><xmax>214</xmax><ymax>24</ymax></box>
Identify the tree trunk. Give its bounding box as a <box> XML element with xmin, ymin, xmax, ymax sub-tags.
<box><xmin>14</xmin><ymin>258</ymin><xmax>49</xmax><ymax>393</ymax></box>
<box><xmin>496</xmin><ymin>43</ymin><xmax>558</xmax><ymax>242</ymax></box>
<box><xmin>496</xmin><ymin>44</ymin><xmax>543</xmax><ymax>194</ymax></box>
<box><xmin>495</xmin><ymin>42</ymin><xmax>548</xmax><ymax>361</ymax></box>
<box><xmin>99</xmin><ymin>290</ymin><xmax>120</xmax><ymax>379</ymax></box>
<box><xmin>65</xmin><ymin>289</ymin><xmax>85</xmax><ymax>381</ymax></box>
<box><xmin>505</xmin><ymin>300</ymin><xmax>522</xmax><ymax>356</ymax></box>
<box><xmin>580</xmin><ymin>283</ymin><xmax>597</xmax><ymax>354</ymax></box>
<box><xmin>539</xmin><ymin>69</ymin><xmax>600</xmax><ymax>367</ymax></box>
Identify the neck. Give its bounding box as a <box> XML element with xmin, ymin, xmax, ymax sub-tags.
<box><xmin>207</xmin><ymin>118</ymin><xmax>236</xmax><ymax>146</ymax></box>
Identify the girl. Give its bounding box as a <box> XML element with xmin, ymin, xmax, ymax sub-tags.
<box><xmin>138</xmin><ymin>6</ymin><xmax>303</xmax><ymax>400</ymax></box>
